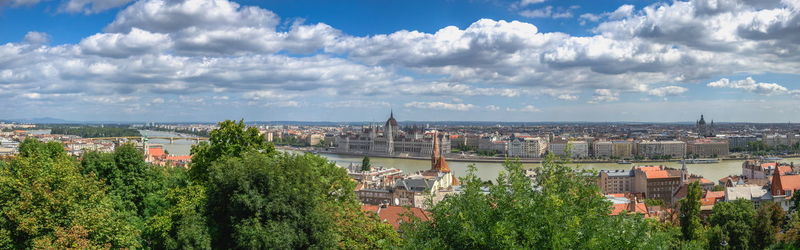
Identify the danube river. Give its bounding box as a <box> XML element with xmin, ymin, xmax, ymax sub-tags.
<box><xmin>137</xmin><ymin>130</ymin><xmax>799</xmax><ymax>182</ymax></box>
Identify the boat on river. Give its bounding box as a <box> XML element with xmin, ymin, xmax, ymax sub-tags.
<box><xmin>617</xmin><ymin>160</ymin><xmax>633</xmax><ymax>164</ymax></box>
<box><xmin>678</xmin><ymin>158</ymin><xmax>720</xmax><ymax>164</ymax></box>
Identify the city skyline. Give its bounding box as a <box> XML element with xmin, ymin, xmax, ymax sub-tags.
<box><xmin>2</xmin><ymin>0</ymin><xmax>800</xmax><ymax>122</ymax></box>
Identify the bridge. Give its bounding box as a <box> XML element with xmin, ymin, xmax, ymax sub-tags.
<box><xmin>84</xmin><ymin>136</ymin><xmax>209</xmax><ymax>144</ymax></box>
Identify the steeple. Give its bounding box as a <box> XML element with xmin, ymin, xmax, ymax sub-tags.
<box><xmin>431</xmin><ymin>132</ymin><xmax>440</xmax><ymax>169</ymax></box>
<box><xmin>772</xmin><ymin>166</ymin><xmax>784</xmax><ymax>196</ymax></box>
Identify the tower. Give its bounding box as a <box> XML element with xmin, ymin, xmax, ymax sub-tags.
<box><xmin>431</xmin><ymin>131</ymin><xmax>440</xmax><ymax>168</ymax></box>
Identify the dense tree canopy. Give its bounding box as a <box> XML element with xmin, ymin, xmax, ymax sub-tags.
<box><xmin>401</xmin><ymin>154</ymin><xmax>677</xmax><ymax>249</ymax></box>
<box><xmin>0</xmin><ymin>139</ymin><xmax>140</xmax><ymax>248</ymax></box>
<box><xmin>189</xmin><ymin>120</ymin><xmax>274</xmax><ymax>183</ymax></box>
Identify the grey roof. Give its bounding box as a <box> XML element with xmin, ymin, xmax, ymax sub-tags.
<box><xmin>602</xmin><ymin>169</ymin><xmax>634</xmax><ymax>177</ymax></box>
<box><xmin>726</xmin><ymin>185</ymin><xmax>772</xmax><ymax>201</ymax></box>
<box><xmin>395</xmin><ymin>178</ymin><xmax>435</xmax><ymax>192</ymax></box>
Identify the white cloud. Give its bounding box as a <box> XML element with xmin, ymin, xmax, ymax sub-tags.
<box><xmin>507</xmin><ymin>105</ymin><xmax>542</xmax><ymax>112</ymax></box>
<box><xmin>648</xmin><ymin>86</ymin><xmax>688</xmax><ymax>97</ymax></box>
<box><xmin>556</xmin><ymin>94</ymin><xmax>578</xmax><ymax>101</ymax></box>
<box><xmin>707</xmin><ymin>77</ymin><xmax>790</xmax><ymax>95</ymax></box>
<box><xmin>485</xmin><ymin>105</ymin><xmax>501</xmax><ymax>111</ymax></box>
<box><xmin>323</xmin><ymin>100</ymin><xmax>390</xmax><ymax>108</ymax></box>
<box><xmin>404</xmin><ymin>101</ymin><xmax>476</xmax><ymax>111</ymax></box>
<box><xmin>24</xmin><ymin>31</ymin><xmax>50</xmax><ymax>45</ymax></box>
<box><xmin>80</xmin><ymin>28</ymin><xmax>172</xmax><ymax>58</ymax></box>
<box><xmin>517</xmin><ymin>0</ymin><xmax>546</xmax><ymax>8</ymax></box>
<box><xmin>61</xmin><ymin>0</ymin><xmax>134</xmax><ymax>14</ymax></box>
<box><xmin>519</xmin><ymin>6</ymin><xmax>573</xmax><ymax>19</ymax></box>
<box><xmin>589</xmin><ymin>89</ymin><xmax>619</xmax><ymax>103</ymax></box>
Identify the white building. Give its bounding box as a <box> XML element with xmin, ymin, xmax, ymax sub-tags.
<box><xmin>549</xmin><ymin>141</ymin><xmax>589</xmax><ymax>158</ymax></box>
<box><xmin>636</xmin><ymin>141</ymin><xmax>686</xmax><ymax>158</ymax></box>
<box><xmin>508</xmin><ymin>137</ymin><xmax>548</xmax><ymax>158</ymax></box>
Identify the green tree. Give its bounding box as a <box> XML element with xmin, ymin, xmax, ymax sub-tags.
<box><xmin>361</xmin><ymin>156</ymin><xmax>371</xmax><ymax>171</ymax></box>
<box><xmin>751</xmin><ymin>202</ymin><xmax>785</xmax><ymax>249</ymax></box>
<box><xmin>708</xmin><ymin>199</ymin><xmax>756</xmax><ymax>249</ymax></box>
<box><xmin>680</xmin><ymin>181</ymin><xmax>703</xmax><ymax>242</ymax></box>
<box><xmin>189</xmin><ymin>120</ymin><xmax>274</xmax><ymax>182</ymax></box>
<box><xmin>0</xmin><ymin>139</ymin><xmax>140</xmax><ymax>248</ymax></box>
<box><xmin>402</xmin><ymin>153</ymin><xmax>677</xmax><ymax>249</ymax></box>
<box><xmin>205</xmin><ymin>152</ymin><xmax>399</xmax><ymax>248</ymax></box>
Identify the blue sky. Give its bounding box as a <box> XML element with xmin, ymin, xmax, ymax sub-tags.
<box><xmin>1</xmin><ymin>0</ymin><xmax>799</xmax><ymax>122</ymax></box>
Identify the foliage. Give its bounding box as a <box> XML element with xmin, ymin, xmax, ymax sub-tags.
<box><xmin>361</xmin><ymin>156</ymin><xmax>371</xmax><ymax>171</ymax></box>
<box><xmin>189</xmin><ymin>120</ymin><xmax>274</xmax><ymax>183</ymax></box>
<box><xmin>0</xmin><ymin>139</ymin><xmax>140</xmax><ymax>248</ymax></box>
<box><xmin>680</xmin><ymin>181</ymin><xmax>703</xmax><ymax>241</ymax></box>
<box><xmin>48</xmin><ymin>125</ymin><xmax>141</xmax><ymax>138</ymax></box>
<box><xmin>402</xmin><ymin>153</ymin><xmax>677</xmax><ymax>249</ymax></box>
<box><xmin>205</xmin><ymin>151</ymin><xmax>399</xmax><ymax>248</ymax></box>
<box><xmin>752</xmin><ymin>202</ymin><xmax>785</xmax><ymax>249</ymax></box>
<box><xmin>708</xmin><ymin>199</ymin><xmax>756</xmax><ymax>249</ymax></box>
<box><xmin>646</xmin><ymin>198</ymin><xmax>665</xmax><ymax>207</ymax></box>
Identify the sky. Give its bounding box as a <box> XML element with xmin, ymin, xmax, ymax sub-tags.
<box><xmin>1</xmin><ymin>0</ymin><xmax>799</xmax><ymax>122</ymax></box>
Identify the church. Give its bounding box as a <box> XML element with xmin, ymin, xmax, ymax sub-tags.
<box><xmin>334</xmin><ymin>111</ymin><xmax>451</xmax><ymax>157</ymax></box>
<box><xmin>696</xmin><ymin>115</ymin><xmax>716</xmax><ymax>137</ymax></box>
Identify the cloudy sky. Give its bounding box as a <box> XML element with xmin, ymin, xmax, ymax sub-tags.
<box><xmin>1</xmin><ymin>0</ymin><xmax>799</xmax><ymax>122</ymax></box>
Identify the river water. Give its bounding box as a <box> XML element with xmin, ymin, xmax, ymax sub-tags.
<box><xmin>136</xmin><ymin>130</ymin><xmax>800</xmax><ymax>183</ymax></box>
<box><xmin>139</xmin><ymin>130</ymin><xmax>200</xmax><ymax>156</ymax></box>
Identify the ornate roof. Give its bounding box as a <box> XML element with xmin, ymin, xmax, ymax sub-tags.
<box><xmin>385</xmin><ymin>110</ymin><xmax>398</xmax><ymax>128</ymax></box>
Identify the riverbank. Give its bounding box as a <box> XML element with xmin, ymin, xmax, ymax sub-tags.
<box><xmin>278</xmin><ymin>146</ymin><xmax>799</xmax><ymax>164</ymax></box>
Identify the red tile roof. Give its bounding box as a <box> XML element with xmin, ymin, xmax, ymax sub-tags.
<box><xmin>148</xmin><ymin>148</ymin><xmax>165</xmax><ymax>158</ymax></box>
<box><xmin>778</xmin><ymin>166</ymin><xmax>793</xmax><ymax>174</ymax></box>
<box><xmin>645</xmin><ymin>170</ymin><xmax>670</xmax><ymax>179</ymax></box>
<box><xmin>774</xmin><ymin>174</ymin><xmax>800</xmax><ymax>194</ymax></box>
<box><xmin>361</xmin><ymin>205</ymin><xmax>430</xmax><ymax>230</ymax></box>
<box><xmin>610</xmin><ymin>203</ymin><xmax>648</xmax><ymax>216</ymax></box>
<box><xmin>636</xmin><ymin>166</ymin><xmax>664</xmax><ymax>172</ymax></box>
<box><xmin>166</xmin><ymin>155</ymin><xmax>191</xmax><ymax>161</ymax></box>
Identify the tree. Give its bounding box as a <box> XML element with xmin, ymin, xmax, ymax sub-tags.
<box><xmin>680</xmin><ymin>181</ymin><xmax>703</xmax><ymax>241</ymax></box>
<box><xmin>205</xmin><ymin>151</ymin><xmax>399</xmax><ymax>249</ymax></box>
<box><xmin>189</xmin><ymin>120</ymin><xmax>274</xmax><ymax>183</ymax></box>
<box><xmin>752</xmin><ymin>202</ymin><xmax>785</xmax><ymax>249</ymax></box>
<box><xmin>402</xmin><ymin>153</ymin><xmax>678</xmax><ymax>249</ymax></box>
<box><xmin>361</xmin><ymin>156</ymin><xmax>371</xmax><ymax>171</ymax></box>
<box><xmin>708</xmin><ymin>199</ymin><xmax>756</xmax><ymax>249</ymax></box>
<box><xmin>0</xmin><ymin>139</ymin><xmax>140</xmax><ymax>248</ymax></box>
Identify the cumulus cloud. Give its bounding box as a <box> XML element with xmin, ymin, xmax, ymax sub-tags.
<box><xmin>2</xmin><ymin>0</ymin><xmax>800</xmax><ymax>120</ymax></box>
<box><xmin>404</xmin><ymin>102</ymin><xmax>476</xmax><ymax>111</ymax></box>
<box><xmin>61</xmin><ymin>0</ymin><xmax>135</xmax><ymax>14</ymax></box>
<box><xmin>589</xmin><ymin>89</ymin><xmax>619</xmax><ymax>103</ymax></box>
<box><xmin>707</xmin><ymin>77</ymin><xmax>790</xmax><ymax>95</ymax></box>
<box><xmin>80</xmin><ymin>28</ymin><xmax>171</xmax><ymax>57</ymax></box>
<box><xmin>519</xmin><ymin>5</ymin><xmax>575</xmax><ymax>19</ymax></box>
<box><xmin>24</xmin><ymin>31</ymin><xmax>50</xmax><ymax>45</ymax></box>
<box><xmin>323</xmin><ymin>100</ymin><xmax>390</xmax><ymax>108</ymax></box>
<box><xmin>556</xmin><ymin>94</ymin><xmax>579</xmax><ymax>101</ymax></box>
<box><xmin>648</xmin><ymin>86</ymin><xmax>688</xmax><ymax>97</ymax></box>
<box><xmin>507</xmin><ymin>105</ymin><xmax>542</xmax><ymax>112</ymax></box>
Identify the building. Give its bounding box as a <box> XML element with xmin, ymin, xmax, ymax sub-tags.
<box><xmin>742</xmin><ymin>160</ymin><xmax>795</xmax><ymax>180</ymax></box>
<box><xmin>696</xmin><ymin>115</ymin><xmax>716</xmax><ymax>137</ymax></box>
<box><xmin>687</xmin><ymin>139</ymin><xmax>729</xmax><ymax>157</ymax></box>
<box><xmin>770</xmin><ymin>170</ymin><xmax>800</xmax><ymax>210</ymax></box>
<box><xmin>307</xmin><ymin>134</ymin><xmax>324</xmax><ymax>146</ymax></box>
<box><xmin>612</xmin><ymin>141</ymin><xmax>634</xmax><ymax>158</ymax></box>
<box><xmin>334</xmin><ymin>111</ymin><xmax>451</xmax><ymax>156</ymax></box>
<box><xmin>636</xmin><ymin>141</ymin><xmax>686</xmax><ymax>158</ymax></box>
<box><xmin>593</xmin><ymin>141</ymin><xmax>613</xmax><ymax>158</ymax></box>
<box><xmin>549</xmin><ymin>141</ymin><xmax>589</xmax><ymax>158</ymax></box>
<box><xmin>391</xmin><ymin>132</ymin><xmax>457</xmax><ymax>208</ymax></box>
<box><xmin>728</xmin><ymin>135</ymin><xmax>757</xmax><ymax>151</ymax></box>
<box><xmin>508</xmin><ymin>137</ymin><xmax>547</xmax><ymax>158</ymax></box>
<box><xmin>598</xmin><ymin>169</ymin><xmax>634</xmax><ymax>194</ymax></box>
<box><xmin>361</xmin><ymin>204</ymin><xmax>430</xmax><ymax>230</ymax></box>
<box><xmin>725</xmin><ymin>185</ymin><xmax>773</xmax><ymax>206</ymax></box>
<box><xmin>632</xmin><ymin>165</ymin><xmax>686</xmax><ymax>204</ymax></box>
